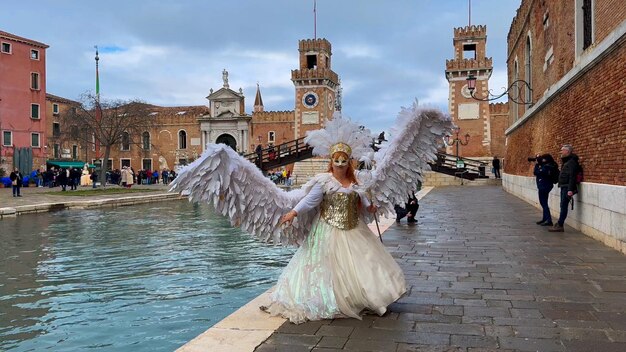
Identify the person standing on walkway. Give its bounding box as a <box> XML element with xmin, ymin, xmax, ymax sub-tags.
<box><xmin>10</xmin><ymin>167</ymin><xmax>23</xmax><ymax>197</ymax></box>
<box><xmin>58</xmin><ymin>168</ymin><xmax>69</xmax><ymax>191</ymax></box>
<box><xmin>533</xmin><ymin>154</ymin><xmax>558</xmax><ymax>226</ymax></box>
<box><xmin>549</xmin><ymin>144</ymin><xmax>580</xmax><ymax>233</ymax></box>
<box><xmin>492</xmin><ymin>156</ymin><xmax>501</xmax><ymax>179</ymax></box>
<box><xmin>170</xmin><ymin>101</ymin><xmax>452</xmax><ymax>324</ymax></box>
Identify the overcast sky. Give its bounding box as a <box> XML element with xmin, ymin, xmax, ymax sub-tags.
<box><xmin>2</xmin><ymin>0</ymin><xmax>520</xmax><ymax>133</ymax></box>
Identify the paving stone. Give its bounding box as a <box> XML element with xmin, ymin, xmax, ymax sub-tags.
<box><xmin>560</xmin><ymin>340</ymin><xmax>626</xmax><ymax>352</ymax></box>
<box><xmin>498</xmin><ymin>337</ymin><xmax>566</xmax><ymax>351</ymax></box>
<box><xmin>414</xmin><ymin>323</ymin><xmax>484</xmax><ymax>336</ymax></box>
<box><xmin>264</xmin><ymin>333</ymin><xmax>321</xmax><ymax>347</ymax></box>
<box><xmin>450</xmin><ymin>335</ymin><xmax>498</xmax><ymax>348</ymax></box>
<box><xmin>397</xmin><ymin>345</ymin><xmax>464</xmax><ymax>352</ymax></box>
<box><xmin>510</xmin><ymin>308</ymin><xmax>543</xmax><ymax>319</ymax></box>
<box><xmin>277</xmin><ymin>320</ymin><xmax>328</xmax><ymax>334</ymax></box>
<box><xmin>315</xmin><ymin>325</ymin><xmax>354</xmax><ymax>337</ymax></box>
<box><xmin>255</xmin><ymin>344</ymin><xmax>312</xmax><ymax>352</ymax></box>
<box><xmin>316</xmin><ymin>336</ymin><xmax>347</xmax><ymax>349</ymax></box>
<box><xmin>342</xmin><ymin>339</ymin><xmax>398</xmax><ymax>351</ymax></box>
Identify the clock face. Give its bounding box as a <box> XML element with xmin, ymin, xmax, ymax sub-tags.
<box><xmin>327</xmin><ymin>93</ymin><xmax>334</xmax><ymax>110</ymax></box>
<box><xmin>302</xmin><ymin>91</ymin><xmax>319</xmax><ymax>108</ymax></box>
<box><xmin>461</xmin><ymin>84</ymin><xmax>472</xmax><ymax>99</ymax></box>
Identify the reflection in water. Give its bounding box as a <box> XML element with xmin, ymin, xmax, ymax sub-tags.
<box><xmin>0</xmin><ymin>201</ymin><xmax>293</xmax><ymax>352</ymax></box>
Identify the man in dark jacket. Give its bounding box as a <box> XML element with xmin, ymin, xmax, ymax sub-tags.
<box><xmin>549</xmin><ymin>144</ymin><xmax>579</xmax><ymax>232</ymax></box>
<box><xmin>10</xmin><ymin>167</ymin><xmax>23</xmax><ymax>197</ymax></box>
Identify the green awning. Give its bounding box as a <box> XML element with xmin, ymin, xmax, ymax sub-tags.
<box><xmin>47</xmin><ymin>161</ymin><xmax>95</xmax><ymax>168</ymax></box>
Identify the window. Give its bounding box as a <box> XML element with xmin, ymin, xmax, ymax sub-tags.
<box><xmin>268</xmin><ymin>131</ymin><xmax>275</xmax><ymax>143</ymax></box>
<box><xmin>120</xmin><ymin>159</ymin><xmax>131</xmax><ymax>168</ymax></box>
<box><xmin>306</xmin><ymin>54</ymin><xmax>317</xmax><ymax>69</ymax></box>
<box><xmin>72</xmin><ymin>145</ymin><xmax>78</xmax><ymax>159</ymax></box>
<box><xmin>53</xmin><ymin>122</ymin><xmax>61</xmax><ymax>137</ymax></box>
<box><xmin>178</xmin><ymin>130</ymin><xmax>187</xmax><ymax>149</ymax></box>
<box><xmin>31</xmin><ymin>104</ymin><xmax>40</xmax><ymax>119</ymax></box>
<box><xmin>142</xmin><ymin>131</ymin><xmax>150</xmax><ymax>150</ymax></box>
<box><xmin>53</xmin><ymin>103</ymin><xmax>59</xmax><ymax>115</ymax></box>
<box><xmin>524</xmin><ymin>35</ymin><xmax>533</xmax><ymax>108</ymax></box>
<box><xmin>463</xmin><ymin>43</ymin><xmax>477</xmax><ymax>60</ymax></box>
<box><xmin>31</xmin><ymin>133</ymin><xmax>40</xmax><ymax>147</ymax></box>
<box><xmin>121</xmin><ymin>132</ymin><xmax>130</xmax><ymax>151</ymax></box>
<box><xmin>1</xmin><ymin>42</ymin><xmax>11</xmax><ymax>54</ymax></box>
<box><xmin>30</xmin><ymin>49</ymin><xmax>39</xmax><ymax>60</ymax></box>
<box><xmin>53</xmin><ymin>144</ymin><xmax>60</xmax><ymax>158</ymax></box>
<box><xmin>142</xmin><ymin>158</ymin><xmax>153</xmax><ymax>170</ymax></box>
<box><xmin>70</xmin><ymin>125</ymin><xmax>79</xmax><ymax>139</ymax></box>
<box><xmin>575</xmin><ymin>0</ymin><xmax>595</xmax><ymax>55</ymax></box>
<box><xmin>95</xmin><ymin>159</ymin><xmax>114</xmax><ymax>171</ymax></box>
<box><xmin>513</xmin><ymin>59</ymin><xmax>519</xmax><ymax>121</ymax></box>
<box><xmin>92</xmin><ymin>134</ymin><xmax>96</xmax><ymax>151</ymax></box>
<box><xmin>2</xmin><ymin>131</ymin><xmax>12</xmax><ymax>146</ymax></box>
<box><xmin>31</xmin><ymin>72</ymin><xmax>40</xmax><ymax>90</ymax></box>
<box><xmin>582</xmin><ymin>0</ymin><xmax>593</xmax><ymax>50</ymax></box>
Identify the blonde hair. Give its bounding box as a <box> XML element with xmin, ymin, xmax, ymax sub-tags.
<box><xmin>327</xmin><ymin>151</ymin><xmax>358</xmax><ymax>185</ymax></box>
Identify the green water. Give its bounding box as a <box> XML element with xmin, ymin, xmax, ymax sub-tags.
<box><xmin>0</xmin><ymin>201</ymin><xmax>294</xmax><ymax>351</ymax></box>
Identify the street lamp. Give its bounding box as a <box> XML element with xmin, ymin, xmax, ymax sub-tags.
<box><xmin>444</xmin><ymin>127</ymin><xmax>470</xmax><ymax>165</ymax></box>
<box><xmin>466</xmin><ymin>74</ymin><xmax>533</xmax><ymax>105</ymax></box>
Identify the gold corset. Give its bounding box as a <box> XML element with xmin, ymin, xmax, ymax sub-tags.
<box><xmin>320</xmin><ymin>192</ymin><xmax>359</xmax><ymax>230</ymax></box>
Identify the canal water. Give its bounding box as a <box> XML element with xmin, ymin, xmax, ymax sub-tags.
<box><xmin>0</xmin><ymin>201</ymin><xmax>294</xmax><ymax>351</ymax></box>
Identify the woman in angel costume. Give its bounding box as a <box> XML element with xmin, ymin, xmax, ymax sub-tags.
<box><xmin>170</xmin><ymin>101</ymin><xmax>452</xmax><ymax>324</ymax></box>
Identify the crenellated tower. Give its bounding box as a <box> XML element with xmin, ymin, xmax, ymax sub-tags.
<box><xmin>445</xmin><ymin>25</ymin><xmax>493</xmax><ymax>157</ymax></box>
<box><xmin>291</xmin><ymin>38</ymin><xmax>339</xmax><ymax>139</ymax></box>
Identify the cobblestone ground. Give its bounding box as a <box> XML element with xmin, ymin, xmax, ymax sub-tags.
<box><xmin>255</xmin><ymin>186</ymin><xmax>626</xmax><ymax>352</ymax></box>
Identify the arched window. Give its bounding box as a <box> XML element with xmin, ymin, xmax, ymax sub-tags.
<box><xmin>524</xmin><ymin>35</ymin><xmax>533</xmax><ymax>108</ymax></box>
<box><xmin>513</xmin><ymin>58</ymin><xmax>519</xmax><ymax>121</ymax></box>
<box><xmin>142</xmin><ymin>131</ymin><xmax>150</xmax><ymax>150</ymax></box>
<box><xmin>178</xmin><ymin>130</ymin><xmax>187</xmax><ymax>149</ymax></box>
<box><xmin>121</xmin><ymin>132</ymin><xmax>130</xmax><ymax>151</ymax></box>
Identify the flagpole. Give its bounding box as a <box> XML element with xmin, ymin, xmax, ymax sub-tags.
<box><xmin>314</xmin><ymin>0</ymin><xmax>317</xmax><ymax>39</ymax></box>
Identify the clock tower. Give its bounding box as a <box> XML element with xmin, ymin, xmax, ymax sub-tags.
<box><xmin>445</xmin><ymin>25</ymin><xmax>493</xmax><ymax>157</ymax></box>
<box><xmin>292</xmin><ymin>38</ymin><xmax>339</xmax><ymax>139</ymax></box>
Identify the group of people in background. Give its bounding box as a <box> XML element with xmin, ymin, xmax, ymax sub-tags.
<box><xmin>268</xmin><ymin>168</ymin><xmax>292</xmax><ymax>186</ymax></box>
<box><xmin>533</xmin><ymin>144</ymin><xmax>581</xmax><ymax>233</ymax></box>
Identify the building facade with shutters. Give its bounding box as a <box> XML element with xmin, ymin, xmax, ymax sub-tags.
<box><xmin>503</xmin><ymin>0</ymin><xmax>626</xmax><ymax>252</ymax></box>
<box><xmin>0</xmin><ymin>30</ymin><xmax>49</xmax><ymax>174</ymax></box>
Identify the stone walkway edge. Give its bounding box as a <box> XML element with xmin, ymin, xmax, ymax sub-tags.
<box><xmin>0</xmin><ymin>192</ymin><xmax>181</xmax><ymax>218</ymax></box>
<box><xmin>175</xmin><ymin>187</ymin><xmax>435</xmax><ymax>352</ymax></box>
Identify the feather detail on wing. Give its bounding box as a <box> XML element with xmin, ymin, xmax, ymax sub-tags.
<box><xmin>363</xmin><ymin>99</ymin><xmax>453</xmax><ymax>216</ymax></box>
<box><xmin>169</xmin><ymin>144</ymin><xmax>317</xmax><ymax>246</ymax></box>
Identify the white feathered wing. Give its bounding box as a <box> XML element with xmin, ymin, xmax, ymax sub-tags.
<box><xmin>361</xmin><ymin>100</ymin><xmax>454</xmax><ymax>216</ymax></box>
<box><xmin>169</xmin><ymin>144</ymin><xmax>316</xmax><ymax>246</ymax></box>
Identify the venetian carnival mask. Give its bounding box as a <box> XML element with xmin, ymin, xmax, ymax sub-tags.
<box><xmin>332</xmin><ymin>155</ymin><xmax>349</xmax><ymax>167</ymax></box>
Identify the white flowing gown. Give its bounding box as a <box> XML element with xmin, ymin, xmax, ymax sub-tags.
<box><xmin>265</xmin><ymin>175</ymin><xmax>406</xmax><ymax>324</ymax></box>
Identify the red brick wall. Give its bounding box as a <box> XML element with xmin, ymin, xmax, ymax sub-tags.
<box><xmin>489</xmin><ymin>102</ymin><xmax>509</xmax><ymax>159</ymax></box>
<box><xmin>505</xmin><ymin>42</ymin><xmax>626</xmax><ymax>186</ymax></box>
<box><xmin>251</xmin><ymin>111</ymin><xmax>295</xmax><ymax>150</ymax></box>
<box><xmin>595</xmin><ymin>0</ymin><xmax>626</xmax><ymax>43</ymax></box>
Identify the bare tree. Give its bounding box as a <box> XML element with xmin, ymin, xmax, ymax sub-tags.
<box><xmin>58</xmin><ymin>93</ymin><xmax>155</xmax><ymax>187</ymax></box>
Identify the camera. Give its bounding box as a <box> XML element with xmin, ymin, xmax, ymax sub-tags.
<box><xmin>527</xmin><ymin>157</ymin><xmax>537</xmax><ymax>162</ymax></box>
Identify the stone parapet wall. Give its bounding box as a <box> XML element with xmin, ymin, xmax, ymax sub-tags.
<box><xmin>502</xmin><ymin>173</ymin><xmax>626</xmax><ymax>254</ymax></box>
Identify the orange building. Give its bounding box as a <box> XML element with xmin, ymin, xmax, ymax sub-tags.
<box><xmin>0</xmin><ymin>30</ymin><xmax>49</xmax><ymax>173</ymax></box>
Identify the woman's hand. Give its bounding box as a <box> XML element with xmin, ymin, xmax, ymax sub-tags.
<box><xmin>367</xmin><ymin>204</ymin><xmax>378</xmax><ymax>214</ymax></box>
<box><xmin>280</xmin><ymin>210</ymin><xmax>297</xmax><ymax>226</ymax></box>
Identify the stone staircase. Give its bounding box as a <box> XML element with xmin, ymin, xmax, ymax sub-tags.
<box><xmin>422</xmin><ymin>170</ymin><xmax>502</xmax><ymax>187</ymax></box>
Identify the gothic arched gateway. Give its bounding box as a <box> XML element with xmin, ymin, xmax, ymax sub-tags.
<box><xmin>215</xmin><ymin>134</ymin><xmax>237</xmax><ymax>150</ymax></box>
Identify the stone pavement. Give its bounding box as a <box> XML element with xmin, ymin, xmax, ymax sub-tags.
<box><xmin>255</xmin><ymin>186</ymin><xmax>626</xmax><ymax>352</ymax></box>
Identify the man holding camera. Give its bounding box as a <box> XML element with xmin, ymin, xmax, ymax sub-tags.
<box><xmin>531</xmin><ymin>153</ymin><xmax>558</xmax><ymax>227</ymax></box>
<box><xmin>549</xmin><ymin>144</ymin><xmax>580</xmax><ymax>233</ymax></box>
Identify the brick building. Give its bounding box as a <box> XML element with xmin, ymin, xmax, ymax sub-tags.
<box><xmin>503</xmin><ymin>0</ymin><xmax>626</xmax><ymax>253</ymax></box>
<box><xmin>445</xmin><ymin>25</ymin><xmax>508</xmax><ymax>160</ymax></box>
<box><xmin>0</xmin><ymin>30</ymin><xmax>49</xmax><ymax>174</ymax></box>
